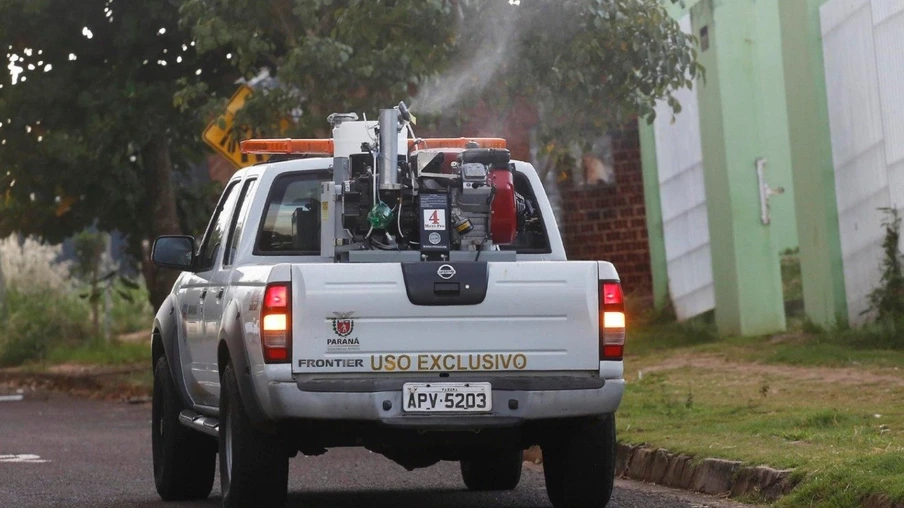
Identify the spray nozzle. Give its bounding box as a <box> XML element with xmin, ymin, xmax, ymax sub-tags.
<box><xmin>398</xmin><ymin>101</ymin><xmax>416</xmax><ymax>125</ymax></box>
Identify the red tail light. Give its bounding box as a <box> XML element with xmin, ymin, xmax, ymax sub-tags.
<box><xmin>262</xmin><ymin>283</ymin><xmax>290</xmax><ymax>363</ymax></box>
<box><xmin>599</xmin><ymin>281</ymin><xmax>625</xmax><ymax>360</ymax></box>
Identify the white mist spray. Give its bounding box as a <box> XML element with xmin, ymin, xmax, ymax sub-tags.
<box><xmin>411</xmin><ymin>2</ymin><xmax>523</xmax><ymax>115</ymax></box>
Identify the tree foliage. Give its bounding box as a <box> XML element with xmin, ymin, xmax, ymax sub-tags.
<box><xmin>178</xmin><ymin>0</ymin><xmax>459</xmax><ymax>137</ymax></box>
<box><xmin>0</xmin><ymin>0</ymin><xmax>234</xmax><ymax>308</ymax></box>
<box><xmin>424</xmin><ymin>1</ymin><xmax>701</xmax><ymax>133</ymax></box>
<box><xmin>180</xmin><ymin>0</ymin><xmax>701</xmax><ymax>167</ymax></box>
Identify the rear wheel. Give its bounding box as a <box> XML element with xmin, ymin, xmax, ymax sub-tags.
<box><xmin>219</xmin><ymin>364</ymin><xmax>289</xmax><ymax>508</ymax></box>
<box><xmin>460</xmin><ymin>448</ymin><xmax>523</xmax><ymax>491</ymax></box>
<box><xmin>542</xmin><ymin>416</ymin><xmax>616</xmax><ymax>508</ymax></box>
<box><xmin>152</xmin><ymin>356</ymin><xmax>216</xmax><ymax>501</ymax></box>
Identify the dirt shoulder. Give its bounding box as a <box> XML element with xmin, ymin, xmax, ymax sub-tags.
<box><xmin>641</xmin><ymin>352</ymin><xmax>904</xmax><ymax>387</ymax></box>
<box><xmin>0</xmin><ymin>363</ymin><xmax>151</xmax><ymax>402</ymax></box>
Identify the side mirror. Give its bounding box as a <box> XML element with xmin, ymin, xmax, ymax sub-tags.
<box><xmin>152</xmin><ymin>236</ymin><xmax>196</xmax><ymax>271</ymax></box>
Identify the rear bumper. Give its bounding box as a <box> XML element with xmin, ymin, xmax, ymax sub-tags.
<box><xmin>262</xmin><ymin>376</ymin><xmax>624</xmax><ymax>426</ymax></box>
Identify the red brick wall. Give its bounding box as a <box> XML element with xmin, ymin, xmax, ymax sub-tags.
<box><xmin>560</xmin><ymin>125</ymin><xmax>652</xmax><ymax>296</ymax></box>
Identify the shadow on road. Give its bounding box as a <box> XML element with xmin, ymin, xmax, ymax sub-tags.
<box><xmin>284</xmin><ymin>488</ymin><xmax>548</xmax><ymax>508</ymax></box>
<box><xmin>87</xmin><ymin>488</ymin><xmax>549</xmax><ymax>508</ymax></box>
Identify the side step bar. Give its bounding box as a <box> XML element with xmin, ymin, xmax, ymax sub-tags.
<box><xmin>178</xmin><ymin>410</ymin><xmax>219</xmax><ymax>437</ymax></box>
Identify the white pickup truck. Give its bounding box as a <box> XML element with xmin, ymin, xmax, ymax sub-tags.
<box><xmin>149</xmin><ymin>103</ymin><xmax>626</xmax><ymax>508</ymax></box>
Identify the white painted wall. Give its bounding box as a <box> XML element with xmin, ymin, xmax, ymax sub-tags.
<box><xmin>821</xmin><ymin>0</ymin><xmax>904</xmax><ymax>323</ymax></box>
<box><xmin>653</xmin><ymin>16</ymin><xmax>715</xmax><ymax>320</ymax></box>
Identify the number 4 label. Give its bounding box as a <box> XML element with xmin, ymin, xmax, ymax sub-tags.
<box><xmin>423</xmin><ymin>209</ymin><xmax>446</xmax><ymax>230</ymax></box>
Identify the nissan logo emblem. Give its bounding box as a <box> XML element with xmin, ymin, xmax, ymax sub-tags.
<box><xmin>437</xmin><ymin>264</ymin><xmax>456</xmax><ymax>280</ymax></box>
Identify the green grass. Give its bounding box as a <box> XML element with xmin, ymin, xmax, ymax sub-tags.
<box><xmin>779</xmin><ymin>454</ymin><xmax>904</xmax><ymax>507</ymax></box>
<box><xmin>823</xmin><ymin>318</ymin><xmax>904</xmax><ymax>351</ymax></box>
<box><xmin>45</xmin><ymin>340</ymin><xmax>148</xmax><ymax>366</ymax></box>
<box><xmin>687</xmin><ymin>334</ymin><xmax>904</xmax><ymax>369</ymax></box>
<box><xmin>627</xmin><ymin>317</ymin><xmax>720</xmax><ymax>357</ymax></box>
<box><xmin>622</xmin><ymin>321</ymin><xmax>904</xmax><ymax>506</ymax></box>
<box><xmin>760</xmin><ymin>340</ymin><xmax>904</xmax><ymax>368</ymax></box>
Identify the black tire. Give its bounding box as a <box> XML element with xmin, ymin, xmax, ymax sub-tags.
<box><xmin>460</xmin><ymin>448</ymin><xmax>523</xmax><ymax>491</ymax></box>
<box><xmin>542</xmin><ymin>416</ymin><xmax>616</xmax><ymax>508</ymax></box>
<box><xmin>219</xmin><ymin>364</ymin><xmax>289</xmax><ymax>508</ymax></box>
<box><xmin>152</xmin><ymin>356</ymin><xmax>216</xmax><ymax>501</ymax></box>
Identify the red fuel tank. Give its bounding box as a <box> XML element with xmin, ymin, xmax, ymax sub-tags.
<box><xmin>489</xmin><ymin>168</ymin><xmax>517</xmax><ymax>245</ymax></box>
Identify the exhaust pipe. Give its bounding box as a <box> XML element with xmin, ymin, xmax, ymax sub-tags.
<box><xmin>379</xmin><ymin>108</ymin><xmax>400</xmax><ymax>189</ymax></box>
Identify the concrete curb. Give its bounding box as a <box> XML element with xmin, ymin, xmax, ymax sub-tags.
<box><xmin>615</xmin><ymin>443</ymin><xmax>797</xmax><ymax>501</ymax></box>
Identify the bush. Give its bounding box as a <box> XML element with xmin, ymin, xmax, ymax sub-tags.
<box><xmin>0</xmin><ymin>288</ymin><xmax>92</xmax><ymax>366</ymax></box>
<box><xmin>867</xmin><ymin>208</ymin><xmax>904</xmax><ymax>322</ymax></box>
<box><xmin>108</xmin><ymin>280</ymin><xmax>153</xmax><ymax>335</ymax></box>
<box><xmin>0</xmin><ymin>235</ymin><xmax>93</xmax><ymax>366</ymax></box>
<box><xmin>0</xmin><ymin>234</ymin><xmax>152</xmax><ymax>366</ymax></box>
<box><xmin>0</xmin><ymin>235</ymin><xmax>74</xmax><ymax>294</ymax></box>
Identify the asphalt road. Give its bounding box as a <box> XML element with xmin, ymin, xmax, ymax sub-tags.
<box><xmin>0</xmin><ymin>394</ymin><xmax>750</xmax><ymax>508</ymax></box>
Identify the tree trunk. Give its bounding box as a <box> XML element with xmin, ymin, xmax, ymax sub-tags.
<box><xmin>0</xmin><ymin>250</ymin><xmax>5</xmax><ymax>310</ymax></box>
<box><xmin>140</xmin><ymin>133</ymin><xmax>182</xmax><ymax>312</ymax></box>
<box><xmin>91</xmin><ymin>276</ymin><xmax>100</xmax><ymax>339</ymax></box>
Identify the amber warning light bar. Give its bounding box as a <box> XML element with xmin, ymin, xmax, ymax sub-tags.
<box><xmin>240</xmin><ymin>139</ymin><xmax>334</xmax><ymax>155</ymax></box>
<box><xmin>240</xmin><ymin>137</ymin><xmax>507</xmax><ymax>155</ymax></box>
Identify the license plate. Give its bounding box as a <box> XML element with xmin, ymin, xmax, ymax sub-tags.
<box><xmin>402</xmin><ymin>382</ymin><xmax>492</xmax><ymax>413</ymax></box>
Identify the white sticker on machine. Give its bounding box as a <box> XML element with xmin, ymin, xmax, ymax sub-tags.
<box><xmin>423</xmin><ymin>209</ymin><xmax>446</xmax><ymax>230</ymax></box>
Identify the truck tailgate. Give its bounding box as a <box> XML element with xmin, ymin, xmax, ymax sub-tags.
<box><xmin>290</xmin><ymin>262</ymin><xmax>600</xmax><ymax>374</ymax></box>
